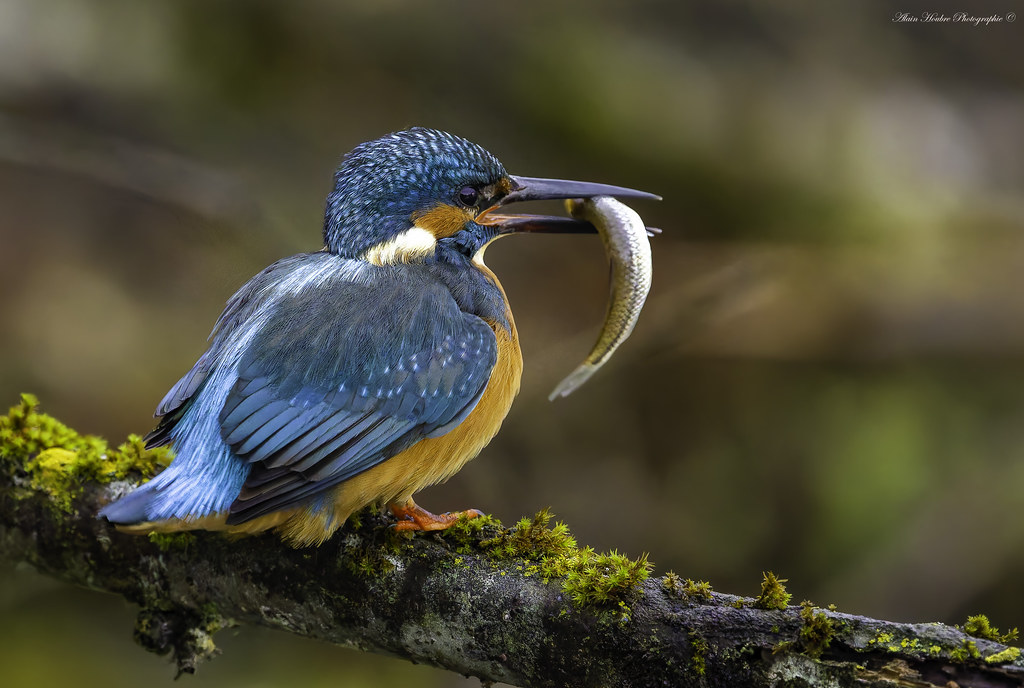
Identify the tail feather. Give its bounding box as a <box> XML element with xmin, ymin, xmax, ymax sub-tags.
<box><xmin>98</xmin><ymin>483</ymin><xmax>161</xmax><ymax>524</ymax></box>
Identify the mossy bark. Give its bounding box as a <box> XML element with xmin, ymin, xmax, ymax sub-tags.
<box><xmin>2</xmin><ymin>401</ymin><xmax>1023</xmax><ymax>687</ymax></box>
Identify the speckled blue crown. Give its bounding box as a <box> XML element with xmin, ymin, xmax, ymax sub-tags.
<box><xmin>323</xmin><ymin>128</ymin><xmax>507</xmax><ymax>256</ymax></box>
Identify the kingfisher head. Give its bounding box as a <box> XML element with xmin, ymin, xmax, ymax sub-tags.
<box><xmin>323</xmin><ymin>127</ymin><xmax>657</xmax><ymax>263</ymax></box>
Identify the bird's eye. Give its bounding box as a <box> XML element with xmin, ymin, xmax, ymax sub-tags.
<box><xmin>457</xmin><ymin>186</ymin><xmax>480</xmax><ymax>207</ymax></box>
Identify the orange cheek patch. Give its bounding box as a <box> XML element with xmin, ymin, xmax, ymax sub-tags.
<box><xmin>412</xmin><ymin>203</ymin><xmax>476</xmax><ymax>239</ymax></box>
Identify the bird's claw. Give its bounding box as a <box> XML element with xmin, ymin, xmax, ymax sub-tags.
<box><xmin>389</xmin><ymin>500</ymin><xmax>482</xmax><ymax>531</ymax></box>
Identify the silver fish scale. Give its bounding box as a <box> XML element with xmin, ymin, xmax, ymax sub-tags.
<box><xmin>549</xmin><ymin>196</ymin><xmax>653</xmax><ymax>400</ymax></box>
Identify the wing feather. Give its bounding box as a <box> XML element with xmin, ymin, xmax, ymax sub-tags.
<box><xmin>234</xmin><ymin>406</ymin><xmax>303</xmax><ymax>455</ymax></box>
<box><xmin>137</xmin><ymin>254</ymin><xmax>501</xmax><ymax>526</ymax></box>
<box><xmin>223</xmin><ymin>399</ymin><xmax>292</xmax><ymax>445</ymax></box>
<box><xmin>220</xmin><ymin>267</ymin><xmax>498</xmax><ymax>524</ymax></box>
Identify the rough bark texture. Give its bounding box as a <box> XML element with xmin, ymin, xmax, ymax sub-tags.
<box><xmin>2</xmin><ymin>402</ymin><xmax>1023</xmax><ymax>687</ymax></box>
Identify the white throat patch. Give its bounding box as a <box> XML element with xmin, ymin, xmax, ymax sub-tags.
<box><xmin>363</xmin><ymin>226</ymin><xmax>437</xmax><ymax>266</ymax></box>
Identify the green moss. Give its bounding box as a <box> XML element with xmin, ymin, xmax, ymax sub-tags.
<box><xmin>963</xmin><ymin>614</ymin><xmax>1019</xmax><ymax>644</ymax></box>
<box><xmin>662</xmin><ymin>571</ymin><xmax>683</xmax><ymax>596</ymax></box>
<box><xmin>383</xmin><ymin>524</ymin><xmax>417</xmax><ymax>552</ymax></box>
<box><xmin>753</xmin><ymin>571</ymin><xmax>792</xmax><ymax>610</ymax></box>
<box><xmin>1</xmin><ymin>394</ymin><xmax>104</xmax><ymax>462</ymax></box>
<box><xmin>28</xmin><ymin>448</ymin><xmax>82</xmax><ymax>512</ymax></box>
<box><xmin>798</xmin><ymin>600</ymin><xmax>835</xmax><ymax>658</ymax></box>
<box><xmin>341</xmin><ymin>503</ymin><xmax>385</xmax><ymax>533</ymax></box>
<box><xmin>661</xmin><ymin>571</ymin><xmax>713</xmax><ymax>602</ymax></box>
<box><xmin>447</xmin><ymin>508</ymin><xmax>651</xmax><ymax>612</ymax></box>
<box><xmin>344</xmin><ymin>547</ymin><xmax>396</xmax><ymax>578</ymax></box>
<box><xmin>341</xmin><ymin>519</ymin><xmax>415</xmax><ymax>578</ymax></box>
<box><xmin>480</xmin><ymin>508</ymin><xmax>577</xmax><ymax>564</ymax></box>
<box><xmin>107</xmin><ymin>434</ymin><xmax>173</xmax><ymax>481</ymax></box>
<box><xmin>689</xmin><ymin>631</ymin><xmax>708</xmax><ymax>676</ymax></box>
<box><xmin>561</xmin><ymin>548</ymin><xmax>652</xmax><ymax>609</ymax></box>
<box><xmin>2</xmin><ymin>394</ymin><xmax>172</xmax><ymax>514</ymax></box>
<box><xmin>442</xmin><ymin>512</ymin><xmax>505</xmax><ymax>553</ymax></box>
<box><xmin>683</xmin><ymin>578</ymin><xmax>713</xmax><ymax>601</ymax></box>
<box><xmin>147</xmin><ymin>532</ymin><xmax>195</xmax><ymax>551</ymax></box>
<box><xmin>950</xmin><ymin>640</ymin><xmax>981</xmax><ymax>662</ymax></box>
<box><xmin>985</xmin><ymin>647</ymin><xmax>1021</xmax><ymax>664</ymax></box>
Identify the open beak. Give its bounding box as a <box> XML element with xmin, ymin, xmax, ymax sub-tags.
<box><xmin>478</xmin><ymin>175</ymin><xmax>660</xmax><ymax>236</ymax></box>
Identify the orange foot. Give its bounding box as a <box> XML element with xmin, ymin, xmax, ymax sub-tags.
<box><xmin>388</xmin><ymin>498</ymin><xmax>483</xmax><ymax>532</ymax></box>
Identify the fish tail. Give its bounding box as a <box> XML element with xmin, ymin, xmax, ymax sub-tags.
<box><xmin>549</xmin><ymin>363</ymin><xmax>599</xmax><ymax>400</ymax></box>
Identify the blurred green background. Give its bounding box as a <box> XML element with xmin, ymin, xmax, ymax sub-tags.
<box><xmin>2</xmin><ymin>0</ymin><xmax>1023</xmax><ymax>685</ymax></box>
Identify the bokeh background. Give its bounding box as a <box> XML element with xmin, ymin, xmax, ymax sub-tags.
<box><xmin>2</xmin><ymin>1</ymin><xmax>1023</xmax><ymax>685</ymax></box>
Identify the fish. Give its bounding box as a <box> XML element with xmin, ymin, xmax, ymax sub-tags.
<box><xmin>549</xmin><ymin>195</ymin><xmax>653</xmax><ymax>400</ymax></box>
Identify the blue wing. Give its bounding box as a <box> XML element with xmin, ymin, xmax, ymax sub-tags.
<box><xmin>216</xmin><ymin>264</ymin><xmax>498</xmax><ymax>524</ymax></box>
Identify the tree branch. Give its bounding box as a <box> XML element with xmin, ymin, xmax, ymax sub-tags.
<box><xmin>2</xmin><ymin>395</ymin><xmax>1022</xmax><ymax>687</ymax></box>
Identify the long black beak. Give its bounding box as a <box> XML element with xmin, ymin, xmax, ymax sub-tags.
<box><xmin>501</xmin><ymin>175</ymin><xmax>661</xmax><ymax>205</ymax></box>
<box><xmin>480</xmin><ymin>175</ymin><xmax>660</xmax><ymax>236</ymax></box>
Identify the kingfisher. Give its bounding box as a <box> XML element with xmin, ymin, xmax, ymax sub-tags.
<box><xmin>99</xmin><ymin>128</ymin><xmax>657</xmax><ymax>546</ymax></box>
